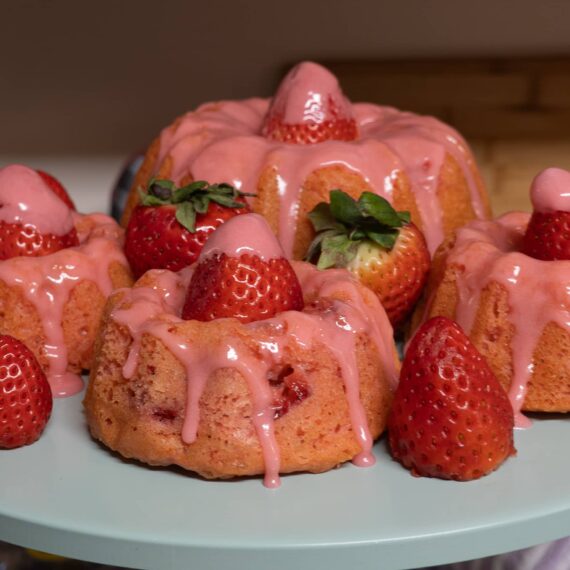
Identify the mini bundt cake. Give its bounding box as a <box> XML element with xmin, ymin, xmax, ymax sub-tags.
<box><xmin>121</xmin><ymin>61</ymin><xmax>490</xmax><ymax>258</ymax></box>
<box><xmin>85</xmin><ymin>214</ymin><xmax>399</xmax><ymax>486</ymax></box>
<box><xmin>0</xmin><ymin>164</ymin><xmax>132</xmax><ymax>397</ymax></box>
<box><xmin>418</xmin><ymin>168</ymin><xmax>570</xmax><ymax>424</ymax></box>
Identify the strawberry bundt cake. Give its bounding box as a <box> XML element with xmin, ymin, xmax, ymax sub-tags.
<box><xmin>84</xmin><ymin>214</ymin><xmax>399</xmax><ymax>486</ymax></box>
<box><xmin>121</xmin><ymin>61</ymin><xmax>490</xmax><ymax>258</ymax></box>
<box><xmin>418</xmin><ymin>168</ymin><xmax>570</xmax><ymax>424</ymax></box>
<box><xmin>0</xmin><ymin>164</ymin><xmax>132</xmax><ymax>397</ymax></box>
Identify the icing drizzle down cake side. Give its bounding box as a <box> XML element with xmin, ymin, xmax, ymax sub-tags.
<box><xmin>420</xmin><ymin>168</ymin><xmax>570</xmax><ymax>426</ymax></box>
<box><xmin>122</xmin><ymin>61</ymin><xmax>490</xmax><ymax>258</ymax></box>
<box><xmin>85</xmin><ymin>215</ymin><xmax>399</xmax><ymax>487</ymax></box>
<box><xmin>0</xmin><ymin>165</ymin><xmax>132</xmax><ymax>396</ymax></box>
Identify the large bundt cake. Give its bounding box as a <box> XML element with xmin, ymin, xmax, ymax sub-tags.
<box><xmin>417</xmin><ymin>168</ymin><xmax>570</xmax><ymax>425</ymax></box>
<box><xmin>121</xmin><ymin>61</ymin><xmax>490</xmax><ymax>258</ymax></box>
<box><xmin>85</xmin><ymin>214</ymin><xmax>399</xmax><ymax>486</ymax></box>
<box><xmin>0</xmin><ymin>164</ymin><xmax>132</xmax><ymax>396</ymax></box>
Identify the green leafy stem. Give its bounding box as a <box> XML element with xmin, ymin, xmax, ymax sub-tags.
<box><xmin>306</xmin><ymin>189</ymin><xmax>410</xmax><ymax>269</ymax></box>
<box><xmin>139</xmin><ymin>178</ymin><xmax>256</xmax><ymax>232</ymax></box>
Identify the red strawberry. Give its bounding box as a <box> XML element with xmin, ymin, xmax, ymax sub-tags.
<box><xmin>306</xmin><ymin>190</ymin><xmax>430</xmax><ymax>327</ymax></box>
<box><xmin>262</xmin><ymin>61</ymin><xmax>358</xmax><ymax>144</ymax></box>
<box><xmin>521</xmin><ymin>210</ymin><xmax>570</xmax><ymax>260</ymax></box>
<box><xmin>125</xmin><ymin>179</ymin><xmax>253</xmax><ymax>278</ymax></box>
<box><xmin>36</xmin><ymin>170</ymin><xmax>76</xmax><ymax>211</ymax></box>
<box><xmin>521</xmin><ymin>167</ymin><xmax>570</xmax><ymax>260</ymax></box>
<box><xmin>388</xmin><ymin>317</ymin><xmax>515</xmax><ymax>481</ymax></box>
<box><xmin>0</xmin><ymin>335</ymin><xmax>53</xmax><ymax>449</ymax></box>
<box><xmin>0</xmin><ymin>222</ymin><xmax>79</xmax><ymax>260</ymax></box>
<box><xmin>182</xmin><ymin>213</ymin><xmax>304</xmax><ymax>323</ymax></box>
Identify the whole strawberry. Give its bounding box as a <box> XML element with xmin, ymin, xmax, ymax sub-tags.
<box><xmin>182</xmin><ymin>213</ymin><xmax>304</xmax><ymax>323</ymax></box>
<box><xmin>388</xmin><ymin>317</ymin><xmax>515</xmax><ymax>481</ymax></box>
<box><xmin>306</xmin><ymin>190</ymin><xmax>430</xmax><ymax>327</ymax></box>
<box><xmin>125</xmin><ymin>179</ymin><xmax>253</xmax><ymax>278</ymax></box>
<box><xmin>0</xmin><ymin>335</ymin><xmax>53</xmax><ymax>449</ymax></box>
<box><xmin>261</xmin><ymin>61</ymin><xmax>358</xmax><ymax>144</ymax></box>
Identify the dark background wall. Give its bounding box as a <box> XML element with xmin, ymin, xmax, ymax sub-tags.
<box><xmin>3</xmin><ymin>0</ymin><xmax>570</xmax><ymax>154</ymax></box>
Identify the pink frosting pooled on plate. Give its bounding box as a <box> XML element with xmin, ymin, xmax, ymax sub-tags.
<box><xmin>530</xmin><ymin>167</ymin><xmax>570</xmax><ymax>213</ymax></box>
<box><xmin>0</xmin><ymin>164</ymin><xmax>75</xmax><ymax>235</ymax></box>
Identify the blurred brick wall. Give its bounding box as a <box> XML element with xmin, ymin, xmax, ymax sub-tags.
<box><xmin>328</xmin><ymin>58</ymin><xmax>570</xmax><ymax>214</ymax></box>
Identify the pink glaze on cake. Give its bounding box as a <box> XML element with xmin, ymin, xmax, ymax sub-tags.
<box><xmin>530</xmin><ymin>167</ymin><xmax>570</xmax><ymax>213</ymax></box>
<box><xmin>0</xmin><ymin>214</ymin><xmax>128</xmax><ymax>396</ymax></box>
<box><xmin>265</xmin><ymin>61</ymin><xmax>353</xmax><ymax>126</ymax></box>
<box><xmin>0</xmin><ymin>165</ymin><xmax>74</xmax><ymax>235</ymax></box>
<box><xmin>112</xmin><ymin>261</ymin><xmax>397</xmax><ymax>487</ymax></box>
<box><xmin>154</xmin><ymin>62</ymin><xmax>484</xmax><ymax>256</ymax></box>
<box><xmin>444</xmin><ymin>212</ymin><xmax>570</xmax><ymax>427</ymax></box>
<box><xmin>200</xmin><ymin>213</ymin><xmax>285</xmax><ymax>261</ymax></box>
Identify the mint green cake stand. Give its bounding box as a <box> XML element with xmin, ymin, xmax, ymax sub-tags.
<box><xmin>1</xmin><ymin>393</ymin><xmax>569</xmax><ymax>570</ymax></box>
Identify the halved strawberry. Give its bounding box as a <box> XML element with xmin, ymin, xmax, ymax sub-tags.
<box><xmin>261</xmin><ymin>61</ymin><xmax>358</xmax><ymax>144</ymax></box>
<box><xmin>125</xmin><ymin>179</ymin><xmax>254</xmax><ymax>278</ymax></box>
<box><xmin>388</xmin><ymin>317</ymin><xmax>515</xmax><ymax>481</ymax></box>
<box><xmin>306</xmin><ymin>190</ymin><xmax>430</xmax><ymax>327</ymax></box>
<box><xmin>0</xmin><ymin>334</ymin><xmax>53</xmax><ymax>449</ymax></box>
<box><xmin>182</xmin><ymin>213</ymin><xmax>304</xmax><ymax>323</ymax></box>
<box><xmin>36</xmin><ymin>170</ymin><xmax>76</xmax><ymax>211</ymax></box>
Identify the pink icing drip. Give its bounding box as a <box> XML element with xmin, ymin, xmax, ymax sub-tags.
<box><xmin>0</xmin><ymin>164</ymin><xmax>74</xmax><ymax>235</ymax></box>
<box><xmin>0</xmin><ymin>213</ymin><xmax>127</xmax><ymax>397</ymax></box>
<box><xmin>445</xmin><ymin>212</ymin><xmax>570</xmax><ymax>427</ymax></box>
<box><xmin>200</xmin><ymin>213</ymin><xmax>284</xmax><ymax>261</ymax></box>
<box><xmin>112</xmin><ymin>261</ymin><xmax>397</xmax><ymax>486</ymax></box>
<box><xmin>360</xmin><ymin>107</ymin><xmax>485</xmax><ymax>253</ymax></box>
<box><xmin>530</xmin><ymin>168</ymin><xmax>570</xmax><ymax>213</ymax></box>
<box><xmin>155</xmin><ymin>72</ymin><xmax>485</xmax><ymax>257</ymax></box>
